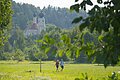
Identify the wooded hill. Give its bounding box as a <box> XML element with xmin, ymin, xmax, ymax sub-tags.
<box><xmin>12</xmin><ymin>1</ymin><xmax>87</xmax><ymax>29</ymax></box>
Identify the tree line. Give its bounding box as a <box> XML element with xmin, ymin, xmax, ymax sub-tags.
<box><xmin>12</xmin><ymin>1</ymin><xmax>87</xmax><ymax>29</ymax></box>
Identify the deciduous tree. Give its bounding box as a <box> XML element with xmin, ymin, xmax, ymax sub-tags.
<box><xmin>0</xmin><ymin>0</ymin><xmax>12</xmax><ymax>47</ymax></box>
<box><xmin>71</xmin><ymin>0</ymin><xmax>120</xmax><ymax>67</ymax></box>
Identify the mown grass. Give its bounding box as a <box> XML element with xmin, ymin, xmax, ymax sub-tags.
<box><xmin>0</xmin><ymin>61</ymin><xmax>120</xmax><ymax>80</ymax></box>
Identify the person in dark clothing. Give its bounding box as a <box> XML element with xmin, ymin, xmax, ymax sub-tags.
<box><xmin>55</xmin><ymin>60</ymin><xmax>59</xmax><ymax>71</ymax></box>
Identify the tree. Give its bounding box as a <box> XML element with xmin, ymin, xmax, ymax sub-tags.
<box><xmin>3</xmin><ymin>41</ymin><xmax>12</xmax><ymax>52</ymax></box>
<box><xmin>12</xmin><ymin>1</ymin><xmax>39</xmax><ymax>29</ymax></box>
<box><xmin>36</xmin><ymin>24</ymin><xmax>63</xmax><ymax>60</ymax></box>
<box><xmin>13</xmin><ymin>49</ymin><xmax>25</xmax><ymax>61</ymax></box>
<box><xmin>34</xmin><ymin>45</ymin><xmax>48</xmax><ymax>72</ymax></box>
<box><xmin>70</xmin><ymin>0</ymin><xmax>120</xmax><ymax>67</ymax></box>
<box><xmin>37</xmin><ymin>26</ymin><xmax>82</xmax><ymax>61</ymax></box>
<box><xmin>9</xmin><ymin>26</ymin><xmax>25</xmax><ymax>51</ymax></box>
<box><xmin>0</xmin><ymin>0</ymin><xmax>12</xmax><ymax>47</ymax></box>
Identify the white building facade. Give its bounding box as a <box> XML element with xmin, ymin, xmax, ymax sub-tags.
<box><xmin>24</xmin><ymin>13</ymin><xmax>46</xmax><ymax>37</ymax></box>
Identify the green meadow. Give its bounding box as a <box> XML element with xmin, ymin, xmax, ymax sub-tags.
<box><xmin>0</xmin><ymin>61</ymin><xmax>120</xmax><ymax>80</ymax></box>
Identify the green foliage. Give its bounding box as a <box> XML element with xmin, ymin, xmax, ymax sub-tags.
<box><xmin>75</xmin><ymin>72</ymin><xmax>119</xmax><ymax>80</ymax></box>
<box><xmin>0</xmin><ymin>0</ymin><xmax>12</xmax><ymax>47</ymax></box>
<box><xmin>71</xmin><ymin>0</ymin><xmax>120</xmax><ymax>67</ymax></box>
<box><xmin>86</xmin><ymin>0</ymin><xmax>93</xmax><ymax>6</ymax></box>
<box><xmin>2</xmin><ymin>52</ymin><xmax>12</xmax><ymax>60</ymax></box>
<box><xmin>70</xmin><ymin>4</ymin><xmax>80</xmax><ymax>12</ymax></box>
<box><xmin>97</xmin><ymin>0</ymin><xmax>103</xmax><ymax>4</ymax></box>
<box><xmin>107</xmin><ymin>72</ymin><xmax>118</xmax><ymax>80</ymax></box>
<box><xmin>61</xmin><ymin>34</ymin><xmax>71</xmax><ymax>45</ymax></box>
<box><xmin>72</xmin><ymin>16</ymin><xmax>83</xmax><ymax>24</ymax></box>
<box><xmin>9</xmin><ymin>27</ymin><xmax>25</xmax><ymax>51</ymax></box>
<box><xmin>35</xmin><ymin>25</ymin><xmax>63</xmax><ymax>60</ymax></box>
<box><xmin>12</xmin><ymin>1</ymin><xmax>38</xmax><ymax>29</ymax></box>
<box><xmin>75</xmin><ymin>0</ymin><xmax>79</xmax><ymax>2</ymax></box>
<box><xmin>13</xmin><ymin>49</ymin><xmax>25</xmax><ymax>61</ymax></box>
<box><xmin>3</xmin><ymin>42</ymin><xmax>12</xmax><ymax>52</ymax></box>
<box><xmin>44</xmin><ymin>47</ymin><xmax>50</xmax><ymax>54</ymax></box>
<box><xmin>80</xmin><ymin>73</ymin><xmax>92</xmax><ymax>80</ymax></box>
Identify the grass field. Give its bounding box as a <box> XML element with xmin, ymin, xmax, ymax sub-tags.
<box><xmin>0</xmin><ymin>61</ymin><xmax>120</xmax><ymax>80</ymax></box>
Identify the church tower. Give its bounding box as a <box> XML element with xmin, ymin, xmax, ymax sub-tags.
<box><xmin>33</xmin><ymin>13</ymin><xmax>37</xmax><ymax>23</ymax></box>
<box><xmin>37</xmin><ymin>12</ymin><xmax>46</xmax><ymax>32</ymax></box>
<box><xmin>24</xmin><ymin>12</ymin><xmax>46</xmax><ymax>37</ymax></box>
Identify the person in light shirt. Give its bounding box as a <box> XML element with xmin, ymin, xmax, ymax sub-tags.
<box><xmin>60</xmin><ymin>59</ymin><xmax>64</xmax><ymax>71</ymax></box>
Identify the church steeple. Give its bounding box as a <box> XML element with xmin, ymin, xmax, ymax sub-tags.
<box><xmin>33</xmin><ymin>13</ymin><xmax>37</xmax><ymax>23</ymax></box>
<box><xmin>39</xmin><ymin>12</ymin><xmax>44</xmax><ymax>18</ymax></box>
<box><xmin>24</xmin><ymin>12</ymin><xmax>46</xmax><ymax>37</ymax></box>
<box><xmin>37</xmin><ymin>12</ymin><xmax>46</xmax><ymax>32</ymax></box>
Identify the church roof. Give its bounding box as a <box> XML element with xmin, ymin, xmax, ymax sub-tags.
<box><xmin>29</xmin><ymin>23</ymin><xmax>38</xmax><ymax>30</ymax></box>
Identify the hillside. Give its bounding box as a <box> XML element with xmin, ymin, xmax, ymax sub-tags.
<box><xmin>12</xmin><ymin>1</ymin><xmax>87</xmax><ymax>29</ymax></box>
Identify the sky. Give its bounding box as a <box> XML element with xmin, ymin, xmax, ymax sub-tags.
<box><xmin>13</xmin><ymin>0</ymin><xmax>98</xmax><ymax>9</ymax></box>
<box><xmin>13</xmin><ymin>0</ymin><xmax>76</xmax><ymax>9</ymax></box>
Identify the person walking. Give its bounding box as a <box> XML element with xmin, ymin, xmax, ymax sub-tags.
<box><xmin>55</xmin><ymin>60</ymin><xmax>59</xmax><ymax>71</ymax></box>
<box><xmin>60</xmin><ymin>59</ymin><xmax>64</xmax><ymax>71</ymax></box>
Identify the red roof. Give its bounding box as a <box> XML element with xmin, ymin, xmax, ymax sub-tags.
<box><xmin>30</xmin><ymin>23</ymin><xmax>38</xmax><ymax>30</ymax></box>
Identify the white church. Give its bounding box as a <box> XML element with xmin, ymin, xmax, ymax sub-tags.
<box><xmin>24</xmin><ymin>12</ymin><xmax>46</xmax><ymax>37</ymax></box>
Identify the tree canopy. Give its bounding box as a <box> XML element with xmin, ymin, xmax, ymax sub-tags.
<box><xmin>70</xmin><ymin>0</ymin><xmax>120</xmax><ymax>67</ymax></box>
<box><xmin>0</xmin><ymin>0</ymin><xmax>12</xmax><ymax>47</ymax></box>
